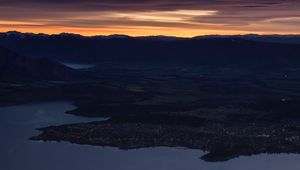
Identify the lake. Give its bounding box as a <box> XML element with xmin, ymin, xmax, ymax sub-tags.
<box><xmin>0</xmin><ymin>102</ymin><xmax>300</xmax><ymax>170</ymax></box>
<box><xmin>62</xmin><ymin>63</ymin><xmax>95</xmax><ymax>69</ymax></box>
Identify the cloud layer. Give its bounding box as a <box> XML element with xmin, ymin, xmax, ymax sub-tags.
<box><xmin>0</xmin><ymin>0</ymin><xmax>299</xmax><ymax>36</ymax></box>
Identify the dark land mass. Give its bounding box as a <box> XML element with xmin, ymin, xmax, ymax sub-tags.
<box><xmin>1</xmin><ymin>34</ymin><xmax>300</xmax><ymax>161</ymax></box>
<box><xmin>1</xmin><ymin>32</ymin><xmax>300</xmax><ymax>69</ymax></box>
<box><xmin>0</xmin><ymin>46</ymin><xmax>87</xmax><ymax>81</ymax></box>
<box><xmin>4</xmin><ymin>65</ymin><xmax>300</xmax><ymax>162</ymax></box>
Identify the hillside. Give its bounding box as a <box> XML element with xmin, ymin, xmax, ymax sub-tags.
<box><xmin>0</xmin><ymin>46</ymin><xmax>83</xmax><ymax>81</ymax></box>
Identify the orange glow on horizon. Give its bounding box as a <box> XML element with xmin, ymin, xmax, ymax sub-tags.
<box><xmin>1</xmin><ymin>27</ymin><xmax>299</xmax><ymax>38</ymax></box>
<box><xmin>0</xmin><ymin>8</ymin><xmax>299</xmax><ymax>37</ymax></box>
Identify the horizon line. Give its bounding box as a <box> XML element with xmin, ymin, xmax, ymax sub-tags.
<box><xmin>2</xmin><ymin>30</ymin><xmax>300</xmax><ymax>39</ymax></box>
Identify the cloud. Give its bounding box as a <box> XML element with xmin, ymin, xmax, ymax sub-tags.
<box><xmin>0</xmin><ymin>0</ymin><xmax>299</xmax><ymax>36</ymax></box>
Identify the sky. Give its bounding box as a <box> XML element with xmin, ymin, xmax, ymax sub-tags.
<box><xmin>0</xmin><ymin>0</ymin><xmax>299</xmax><ymax>37</ymax></box>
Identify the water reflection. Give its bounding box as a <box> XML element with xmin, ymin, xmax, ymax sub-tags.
<box><xmin>62</xmin><ymin>63</ymin><xmax>95</xmax><ymax>69</ymax></box>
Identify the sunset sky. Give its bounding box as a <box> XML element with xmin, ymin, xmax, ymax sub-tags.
<box><xmin>0</xmin><ymin>0</ymin><xmax>299</xmax><ymax>37</ymax></box>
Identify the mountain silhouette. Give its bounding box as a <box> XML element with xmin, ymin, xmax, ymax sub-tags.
<box><xmin>0</xmin><ymin>46</ymin><xmax>83</xmax><ymax>81</ymax></box>
<box><xmin>0</xmin><ymin>31</ymin><xmax>300</xmax><ymax>68</ymax></box>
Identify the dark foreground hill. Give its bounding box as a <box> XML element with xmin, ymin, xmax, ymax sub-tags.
<box><xmin>0</xmin><ymin>46</ymin><xmax>83</xmax><ymax>81</ymax></box>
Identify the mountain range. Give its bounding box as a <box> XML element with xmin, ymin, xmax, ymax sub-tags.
<box><xmin>1</xmin><ymin>31</ymin><xmax>300</xmax><ymax>82</ymax></box>
<box><xmin>1</xmin><ymin>31</ymin><xmax>300</xmax><ymax>68</ymax></box>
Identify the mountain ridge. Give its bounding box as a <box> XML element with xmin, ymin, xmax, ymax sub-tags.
<box><xmin>0</xmin><ymin>46</ymin><xmax>84</xmax><ymax>82</ymax></box>
<box><xmin>2</xmin><ymin>31</ymin><xmax>300</xmax><ymax>41</ymax></box>
<box><xmin>0</xmin><ymin>31</ymin><xmax>300</xmax><ymax>69</ymax></box>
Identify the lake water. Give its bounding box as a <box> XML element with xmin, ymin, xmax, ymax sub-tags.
<box><xmin>62</xmin><ymin>63</ymin><xmax>95</xmax><ymax>69</ymax></box>
<box><xmin>0</xmin><ymin>102</ymin><xmax>300</xmax><ymax>170</ymax></box>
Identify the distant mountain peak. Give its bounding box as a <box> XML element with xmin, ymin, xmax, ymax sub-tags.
<box><xmin>2</xmin><ymin>31</ymin><xmax>300</xmax><ymax>43</ymax></box>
